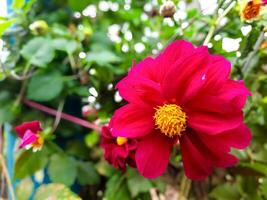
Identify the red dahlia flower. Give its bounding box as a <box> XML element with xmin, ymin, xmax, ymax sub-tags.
<box><xmin>101</xmin><ymin>126</ymin><xmax>137</xmax><ymax>171</ymax></box>
<box><xmin>15</xmin><ymin>121</ymin><xmax>44</xmax><ymax>152</ymax></box>
<box><xmin>109</xmin><ymin>40</ymin><xmax>252</xmax><ymax>180</ymax></box>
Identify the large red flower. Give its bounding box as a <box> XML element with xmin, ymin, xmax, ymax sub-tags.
<box><xmin>109</xmin><ymin>40</ymin><xmax>252</xmax><ymax>180</ymax></box>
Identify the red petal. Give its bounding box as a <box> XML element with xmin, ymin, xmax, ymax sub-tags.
<box><xmin>136</xmin><ymin>132</ymin><xmax>173</xmax><ymax>179</ymax></box>
<box><xmin>154</xmin><ymin>40</ymin><xmax>196</xmax><ymax>82</ymax></box>
<box><xmin>180</xmin><ymin>129</ymin><xmax>239</xmax><ymax>180</ymax></box>
<box><xmin>210</xmin><ymin>124</ymin><xmax>252</xmax><ymax>149</ymax></box>
<box><xmin>116</xmin><ymin>74</ymin><xmax>165</xmax><ymax>106</ymax></box>
<box><xmin>186</xmin><ymin>90</ymin><xmax>244</xmax><ymax>134</ymax></box>
<box><xmin>180</xmin><ymin>132</ymin><xmax>213</xmax><ymax>180</ymax></box>
<box><xmin>19</xmin><ymin>130</ymin><xmax>38</xmax><ymax>148</ymax></box>
<box><xmin>15</xmin><ymin>121</ymin><xmax>42</xmax><ymax>138</ymax></box>
<box><xmin>162</xmin><ymin>46</ymin><xmax>210</xmax><ymax>104</ymax></box>
<box><xmin>110</xmin><ymin>104</ymin><xmax>154</xmax><ymax>138</ymax></box>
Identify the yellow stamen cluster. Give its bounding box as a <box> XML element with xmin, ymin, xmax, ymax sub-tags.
<box><xmin>154</xmin><ymin>104</ymin><xmax>187</xmax><ymax>137</ymax></box>
<box><xmin>116</xmin><ymin>137</ymin><xmax>128</xmax><ymax>146</ymax></box>
<box><xmin>32</xmin><ymin>137</ymin><xmax>44</xmax><ymax>152</ymax></box>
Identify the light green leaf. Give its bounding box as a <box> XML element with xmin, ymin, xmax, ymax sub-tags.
<box><xmin>12</xmin><ymin>0</ymin><xmax>25</xmax><ymax>9</ymax></box>
<box><xmin>27</xmin><ymin>71</ymin><xmax>64</xmax><ymax>101</ymax></box>
<box><xmin>85</xmin><ymin>131</ymin><xmax>99</xmax><ymax>148</ymax></box>
<box><xmin>104</xmin><ymin>173</ymin><xmax>131</xmax><ymax>200</ymax></box>
<box><xmin>239</xmin><ymin>162</ymin><xmax>267</xmax><ymax>176</ymax></box>
<box><xmin>209</xmin><ymin>183</ymin><xmax>241</xmax><ymax>200</ymax></box>
<box><xmin>14</xmin><ymin>150</ymin><xmax>48</xmax><ymax>180</ymax></box>
<box><xmin>34</xmin><ymin>183</ymin><xmax>81</xmax><ymax>200</ymax></box>
<box><xmin>16</xmin><ymin>178</ymin><xmax>34</xmax><ymax>200</ymax></box>
<box><xmin>126</xmin><ymin>169</ymin><xmax>153</xmax><ymax>198</ymax></box>
<box><xmin>48</xmin><ymin>154</ymin><xmax>77</xmax><ymax>186</ymax></box>
<box><xmin>86</xmin><ymin>51</ymin><xmax>121</xmax><ymax>66</ymax></box>
<box><xmin>20</xmin><ymin>37</ymin><xmax>55</xmax><ymax>67</ymax></box>
<box><xmin>53</xmin><ymin>38</ymin><xmax>80</xmax><ymax>53</ymax></box>
<box><xmin>0</xmin><ymin>20</ymin><xmax>15</xmax><ymax>37</ymax></box>
<box><xmin>76</xmin><ymin>161</ymin><xmax>100</xmax><ymax>185</ymax></box>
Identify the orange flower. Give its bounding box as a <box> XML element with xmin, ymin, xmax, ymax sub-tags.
<box><xmin>239</xmin><ymin>0</ymin><xmax>267</xmax><ymax>21</ymax></box>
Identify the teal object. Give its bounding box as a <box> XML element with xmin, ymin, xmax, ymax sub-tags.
<box><xmin>5</xmin><ymin>124</ymin><xmax>16</xmax><ymax>200</ymax></box>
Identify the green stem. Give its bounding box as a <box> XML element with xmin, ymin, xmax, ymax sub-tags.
<box><xmin>14</xmin><ymin>62</ymin><xmax>31</xmax><ymax>107</ymax></box>
<box><xmin>242</xmin><ymin>29</ymin><xmax>265</xmax><ymax>76</ymax></box>
<box><xmin>203</xmin><ymin>1</ymin><xmax>236</xmax><ymax>45</ymax></box>
<box><xmin>178</xmin><ymin>173</ymin><xmax>192</xmax><ymax>200</ymax></box>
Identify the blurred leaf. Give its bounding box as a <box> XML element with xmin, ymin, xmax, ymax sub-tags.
<box><xmin>239</xmin><ymin>162</ymin><xmax>267</xmax><ymax>176</ymax></box>
<box><xmin>27</xmin><ymin>71</ymin><xmax>64</xmax><ymax>101</ymax></box>
<box><xmin>87</xmin><ymin>51</ymin><xmax>121</xmax><ymax>66</ymax></box>
<box><xmin>16</xmin><ymin>178</ymin><xmax>34</xmax><ymax>200</ymax></box>
<box><xmin>33</xmin><ymin>183</ymin><xmax>81</xmax><ymax>200</ymax></box>
<box><xmin>12</xmin><ymin>0</ymin><xmax>25</xmax><ymax>9</ymax></box>
<box><xmin>126</xmin><ymin>169</ymin><xmax>153</xmax><ymax>198</ymax></box>
<box><xmin>76</xmin><ymin>161</ymin><xmax>100</xmax><ymax>185</ymax></box>
<box><xmin>48</xmin><ymin>154</ymin><xmax>77</xmax><ymax>186</ymax></box>
<box><xmin>260</xmin><ymin>178</ymin><xmax>267</xmax><ymax>198</ymax></box>
<box><xmin>0</xmin><ymin>20</ymin><xmax>15</xmax><ymax>37</ymax></box>
<box><xmin>0</xmin><ymin>93</ymin><xmax>14</xmax><ymax>123</ymax></box>
<box><xmin>23</xmin><ymin>0</ymin><xmax>37</xmax><ymax>13</ymax></box>
<box><xmin>20</xmin><ymin>37</ymin><xmax>55</xmax><ymax>67</ymax></box>
<box><xmin>104</xmin><ymin>173</ymin><xmax>131</xmax><ymax>200</ymax></box>
<box><xmin>85</xmin><ymin>131</ymin><xmax>99</xmax><ymax>148</ymax></box>
<box><xmin>14</xmin><ymin>150</ymin><xmax>48</xmax><ymax>180</ymax></box>
<box><xmin>53</xmin><ymin>38</ymin><xmax>80</xmax><ymax>53</ymax></box>
<box><xmin>209</xmin><ymin>183</ymin><xmax>241</xmax><ymax>200</ymax></box>
<box><xmin>68</xmin><ymin>0</ymin><xmax>91</xmax><ymax>11</ymax></box>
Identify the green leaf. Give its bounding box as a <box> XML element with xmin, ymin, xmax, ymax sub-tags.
<box><xmin>76</xmin><ymin>161</ymin><xmax>100</xmax><ymax>185</ymax></box>
<box><xmin>16</xmin><ymin>178</ymin><xmax>34</xmax><ymax>200</ymax></box>
<box><xmin>0</xmin><ymin>20</ymin><xmax>15</xmax><ymax>36</ymax></box>
<box><xmin>48</xmin><ymin>154</ymin><xmax>77</xmax><ymax>186</ymax></box>
<box><xmin>126</xmin><ymin>169</ymin><xmax>153</xmax><ymax>198</ymax></box>
<box><xmin>23</xmin><ymin>0</ymin><xmax>37</xmax><ymax>13</ymax></box>
<box><xmin>86</xmin><ymin>51</ymin><xmax>121</xmax><ymax>66</ymax></box>
<box><xmin>85</xmin><ymin>131</ymin><xmax>99</xmax><ymax>148</ymax></box>
<box><xmin>53</xmin><ymin>38</ymin><xmax>80</xmax><ymax>53</ymax></box>
<box><xmin>209</xmin><ymin>183</ymin><xmax>241</xmax><ymax>200</ymax></box>
<box><xmin>20</xmin><ymin>37</ymin><xmax>55</xmax><ymax>67</ymax></box>
<box><xmin>12</xmin><ymin>0</ymin><xmax>25</xmax><ymax>9</ymax></box>
<box><xmin>14</xmin><ymin>150</ymin><xmax>48</xmax><ymax>180</ymax></box>
<box><xmin>68</xmin><ymin>0</ymin><xmax>91</xmax><ymax>11</ymax></box>
<box><xmin>33</xmin><ymin>183</ymin><xmax>81</xmax><ymax>200</ymax></box>
<box><xmin>260</xmin><ymin>178</ymin><xmax>267</xmax><ymax>198</ymax></box>
<box><xmin>27</xmin><ymin>71</ymin><xmax>64</xmax><ymax>101</ymax></box>
<box><xmin>104</xmin><ymin>173</ymin><xmax>131</xmax><ymax>200</ymax></box>
<box><xmin>239</xmin><ymin>162</ymin><xmax>267</xmax><ymax>176</ymax></box>
<box><xmin>0</xmin><ymin>92</ymin><xmax>15</xmax><ymax>123</ymax></box>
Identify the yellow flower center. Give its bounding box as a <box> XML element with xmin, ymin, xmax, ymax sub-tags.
<box><xmin>32</xmin><ymin>137</ymin><xmax>44</xmax><ymax>152</ymax></box>
<box><xmin>154</xmin><ymin>104</ymin><xmax>187</xmax><ymax>137</ymax></box>
<box><xmin>116</xmin><ymin>137</ymin><xmax>128</xmax><ymax>146</ymax></box>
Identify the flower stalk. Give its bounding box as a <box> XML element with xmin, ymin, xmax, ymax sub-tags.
<box><xmin>0</xmin><ymin>154</ymin><xmax>16</xmax><ymax>200</ymax></box>
<box><xmin>242</xmin><ymin>29</ymin><xmax>265</xmax><ymax>76</ymax></box>
<box><xmin>23</xmin><ymin>99</ymin><xmax>101</xmax><ymax>132</ymax></box>
<box><xmin>178</xmin><ymin>173</ymin><xmax>192</xmax><ymax>200</ymax></box>
<box><xmin>203</xmin><ymin>1</ymin><xmax>236</xmax><ymax>45</ymax></box>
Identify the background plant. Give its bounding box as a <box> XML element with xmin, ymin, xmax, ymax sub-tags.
<box><xmin>0</xmin><ymin>0</ymin><xmax>267</xmax><ymax>199</ymax></box>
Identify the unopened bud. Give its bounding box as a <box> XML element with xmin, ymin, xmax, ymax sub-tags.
<box><xmin>82</xmin><ymin>105</ymin><xmax>97</xmax><ymax>118</ymax></box>
<box><xmin>159</xmin><ymin>1</ymin><xmax>176</xmax><ymax>18</ymax></box>
<box><xmin>29</xmin><ymin>20</ymin><xmax>49</xmax><ymax>35</ymax></box>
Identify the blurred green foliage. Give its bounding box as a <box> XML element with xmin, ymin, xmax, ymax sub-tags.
<box><xmin>0</xmin><ymin>0</ymin><xmax>267</xmax><ymax>199</ymax></box>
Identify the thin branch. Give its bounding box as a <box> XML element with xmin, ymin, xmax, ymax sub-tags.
<box><xmin>23</xmin><ymin>99</ymin><xmax>102</xmax><ymax>132</ymax></box>
<box><xmin>0</xmin><ymin>155</ymin><xmax>15</xmax><ymax>200</ymax></box>
<box><xmin>51</xmin><ymin>100</ymin><xmax>65</xmax><ymax>133</ymax></box>
<box><xmin>242</xmin><ymin>29</ymin><xmax>265</xmax><ymax>76</ymax></box>
<box><xmin>203</xmin><ymin>1</ymin><xmax>236</xmax><ymax>45</ymax></box>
